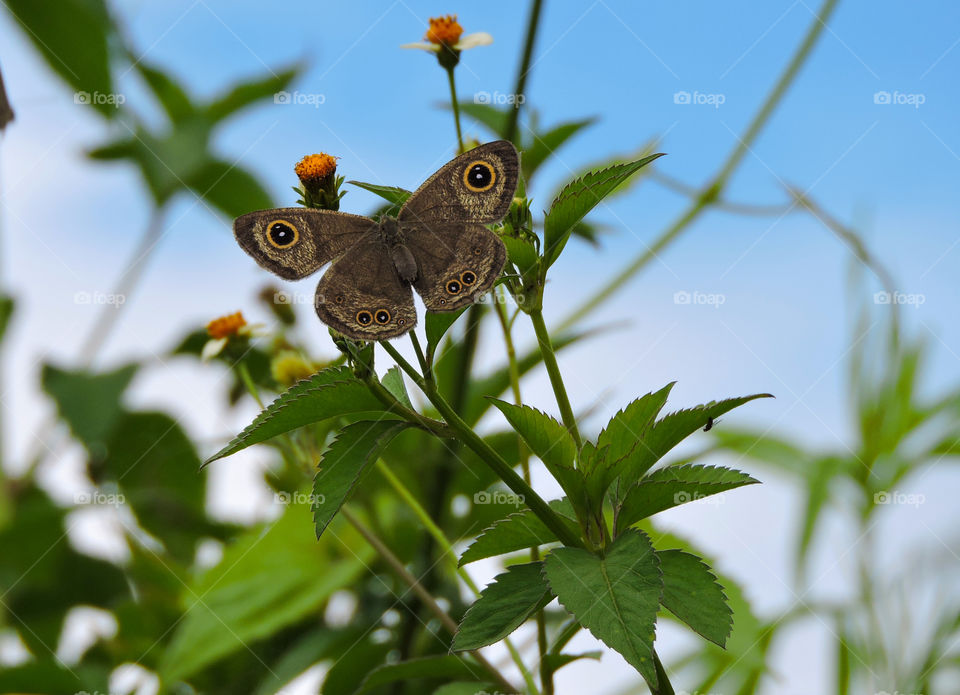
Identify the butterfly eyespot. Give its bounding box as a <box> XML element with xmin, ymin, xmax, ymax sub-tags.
<box><xmin>266</xmin><ymin>220</ymin><xmax>299</xmax><ymax>249</ymax></box>
<box><xmin>398</xmin><ymin>319</ymin><xmax>406</xmax><ymax>326</ymax></box>
<box><xmin>439</xmin><ymin>299</ymin><xmax>447</xmax><ymax>305</ymax></box>
<box><xmin>335</xmin><ymin>295</ymin><xmax>345</xmax><ymax>305</ymax></box>
<box><xmin>460</xmin><ymin>270</ymin><xmax>476</xmax><ymax>286</ymax></box>
<box><xmin>462</xmin><ymin>160</ymin><xmax>496</xmax><ymax>192</ymax></box>
<box><xmin>375</xmin><ymin>309</ymin><xmax>391</xmax><ymax>325</ymax></box>
<box><xmin>356</xmin><ymin>310</ymin><xmax>373</xmax><ymax>326</ymax></box>
<box><xmin>446</xmin><ymin>280</ymin><xmax>462</xmax><ymax>295</ymax></box>
<box><xmin>472</xmin><ymin>247</ymin><xmax>482</xmax><ymax>256</ymax></box>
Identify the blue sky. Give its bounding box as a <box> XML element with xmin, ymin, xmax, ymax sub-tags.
<box><xmin>1</xmin><ymin>1</ymin><xmax>959</xmax><ymax>693</ymax></box>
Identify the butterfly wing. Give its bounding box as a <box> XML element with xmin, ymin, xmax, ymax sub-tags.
<box><xmin>315</xmin><ymin>236</ymin><xmax>417</xmax><ymax>340</ymax></box>
<box><xmin>234</xmin><ymin>208</ymin><xmax>376</xmax><ymax>280</ymax></box>
<box><xmin>398</xmin><ymin>140</ymin><xmax>519</xmax><ymax>226</ymax></box>
<box><xmin>402</xmin><ymin>223</ymin><xmax>506</xmax><ymax>312</ymax></box>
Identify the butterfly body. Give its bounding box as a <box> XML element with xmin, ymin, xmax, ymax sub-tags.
<box><xmin>234</xmin><ymin>141</ymin><xmax>519</xmax><ymax>340</ymax></box>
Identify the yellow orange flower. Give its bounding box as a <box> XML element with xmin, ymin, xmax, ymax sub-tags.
<box><xmin>425</xmin><ymin>14</ymin><xmax>463</xmax><ymax>47</ymax></box>
<box><xmin>207</xmin><ymin>311</ymin><xmax>247</xmax><ymax>340</ymax></box>
<box><xmin>295</xmin><ymin>153</ymin><xmax>337</xmax><ymax>185</ymax></box>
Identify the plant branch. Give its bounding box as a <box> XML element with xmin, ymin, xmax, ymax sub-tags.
<box><xmin>529</xmin><ymin>309</ymin><xmax>581</xmax><ymax>448</ymax></box>
<box><xmin>446</xmin><ymin>67</ymin><xmax>465</xmax><ymax>154</ymax></box>
<box><xmin>504</xmin><ymin>0</ymin><xmax>545</xmax><ymax>143</ymax></box>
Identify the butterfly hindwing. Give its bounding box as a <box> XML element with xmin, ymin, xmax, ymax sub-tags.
<box><xmin>404</xmin><ymin>223</ymin><xmax>507</xmax><ymax>312</ymax></box>
<box><xmin>315</xmin><ymin>236</ymin><xmax>417</xmax><ymax>340</ymax></box>
<box><xmin>398</xmin><ymin>141</ymin><xmax>520</xmax><ymax>226</ymax></box>
<box><xmin>234</xmin><ymin>208</ymin><xmax>376</xmax><ymax>280</ymax></box>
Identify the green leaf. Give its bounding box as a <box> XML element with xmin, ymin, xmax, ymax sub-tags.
<box><xmin>616</xmin><ymin>464</ymin><xmax>759</xmax><ymax>534</ymax></box>
<box><xmin>135</xmin><ymin>62</ymin><xmax>195</xmax><ymax>122</ymax></box>
<box><xmin>0</xmin><ymin>294</ymin><xmax>14</xmax><ymax>344</ymax></box>
<box><xmin>543</xmin><ymin>153</ymin><xmax>665</xmax><ymax>268</ymax></box>
<box><xmin>87</xmin><ymin>137</ymin><xmax>137</xmax><ymax>161</ymax></box>
<box><xmin>452</xmin><ymin>562</ymin><xmax>553</xmax><ymax>651</ymax></box>
<box><xmin>599</xmin><ymin>384</ymin><xmax>674</xmax><ymax>470</ymax></box>
<box><xmin>0</xmin><ymin>67</ymin><xmax>13</xmax><ymax>131</ymax></box>
<box><xmin>455</xmin><ymin>101</ymin><xmax>511</xmax><ymax>139</ymax></box>
<box><xmin>186</xmin><ymin>159</ymin><xmax>273</xmax><ymax>218</ymax></box>
<box><xmin>360</xmin><ymin>656</ymin><xmax>488</xmax><ymax>692</ymax></box>
<box><xmin>426</xmin><ymin>307</ymin><xmax>467</xmax><ymax>348</ymax></box>
<box><xmin>545</xmin><ymin>529</ymin><xmax>663</xmax><ymax>690</ymax></box>
<box><xmin>160</xmin><ymin>502</ymin><xmax>372</xmax><ymax>681</ymax></box>
<box><xmin>487</xmin><ymin>399</ymin><xmax>576</xmax><ymax>477</ymax></box>
<box><xmin>433</xmin><ymin>683</ymin><xmax>497</xmax><ymax>695</ymax></box>
<box><xmin>5</xmin><ymin>0</ymin><xmax>115</xmax><ymax>118</ymax></box>
<box><xmin>657</xmin><ymin>549</ymin><xmax>732</xmax><ymax>647</ymax></box>
<box><xmin>312</xmin><ymin>421</ymin><xmax>410</xmax><ymax>537</ymax></box>
<box><xmin>381</xmin><ymin>366</ymin><xmax>413</xmax><ymax>409</ymax></box>
<box><xmin>620</xmin><ymin>393</ymin><xmax>773</xmax><ymax>483</ymax></box>
<box><xmin>348</xmin><ymin>180</ymin><xmax>413</xmax><ymax>208</ymax></box>
<box><xmin>0</xmin><ymin>659</ymin><xmax>109</xmax><ymax>694</ymax></box>
<box><xmin>503</xmin><ymin>234</ymin><xmax>538</xmax><ymax>275</ymax></box>
<box><xmin>205</xmin><ymin>65</ymin><xmax>300</xmax><ymax>123</ymax></box>
<box><xmin>205</xmin><ymin>367</ymin><xmax>388</xmax><ymax>463</ymax></box>
<box><xmin>522</xmin><ymin>117</ymin><xmax>597</xmax><ymax>180</ymax></box>
<box><xmin>459</xmin><ymin>500</ymin><xmax>579</xmax><ymax>566</ymax></box>
<box><xmin>542</xmin><ymin>650</ymin><xmax>602</xmax><ymax>675</ymax></box>
<box><xmin>41</xmin><ymin>362</ymin><xmax>138</xmax><ymax>453</ymax></box>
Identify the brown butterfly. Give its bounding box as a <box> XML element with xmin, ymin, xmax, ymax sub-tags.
<box><xmin>233</xmin><ymin>141</ymin><xmax>519</xmax><ymax>340</ymax></box>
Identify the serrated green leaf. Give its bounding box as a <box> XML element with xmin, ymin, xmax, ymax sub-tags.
<box><xmin>348</xmin><ymin>180</ymin><xmax>413</xmax><ymax>207</ymax></box>
<box><xmin>453</xmin><ymin>562</ymin><xmax>553</xmax><ymax>651</ymax></box>
<box><xmin>616</xmin><ymin>464</ymin><xmax>759</xmax><ymax>533</ymax></box>
<box><xmin>545</xmin><ymin>529</ymin><xmax>663</xmax><ymax>690</ymax></box>
<box><xmin>658</xmin><ymin>549</ymin><xmax>732</xmax><ymax>647</ymax></box>
<box><xmin>600</xmin><ymin>384</ymin><xmax>674</xmax><ymax>470</ymax></box>
<box><xmin>487</xmin><ymin>399</ymin><xmax>576</xmax><ymax>475</ymax></box>
<box><xmin>522</xmin><ymin>117</ymin><xmax>597</xmax><ymax>180</ymax></box>
<box><xmin>360</xmin><ymin>656</ymin><xmax>488</xmax><ymax>692</ymax></box>
<box><xmin>503</xmin><ymin>234</ymin><xmax>538</xmax><ymax>275</ymax></box>
<box><xmin>205</xmin><ymin>65</ymin><xmax>300</xmax><ymax>123</ymax></box>
<box><xmin>426</xmin><ymin>308</ymin><xmax>467</xmax><ymax>348</ymax></box>
<box><xmin>621</xmin><ymin>393</ymin><xmax>773</xmax><ymax>484</ymax></box>
<box><xmin>459</xmin><ymin>500</ymin><xmax>579</xmax><ymax>565</ymax></box>
<box><xmin>381</xmin><ymin>366</ymin><xmax>412</xmax><ymax>409</ymax></box>
<box><xmin>543</xmin><ymin>153</ymin><xmax>665</xmax><ymax>268</ymax></box>
<box><xmin>312</xmin><ymin>421</ymin><xmax>409</xmax><ymax>537</ymax></box>
<box><xmin>205</xmin><ymin>367</ymin><xmax>388</xmax><ymax>463</ymax></box>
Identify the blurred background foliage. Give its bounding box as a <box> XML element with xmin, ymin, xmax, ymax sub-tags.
<box><xmin>0</xmin><ymin>1</ymin><xmax>958</xmax><ymax>694</ymax></box>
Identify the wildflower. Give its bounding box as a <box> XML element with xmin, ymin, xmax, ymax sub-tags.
<box><xmin>294</xmin><ymin>152</ymin><xmax>345</xmax><ymax>210</ymax></box>
<box><xmin>202</xmin><ymin>311</ymin><xmax>264</xmax><ymax>360</ymax></box>
<box><xmin>402</xmin><ymin>15</ymin><xmax>492</xmax><ymax>69</ymax></box>
<box><xmin>271</xmin><ymin>350</ymin><xmax>320</xmax><ymax>386</ymax></box>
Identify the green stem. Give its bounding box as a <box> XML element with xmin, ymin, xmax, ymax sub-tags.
<box><xmin>379</xmin><ymin>341</ymin><xmax>582</xmax><ymax>549</ymax></box>
<box><xmin>529</xmin><ymin>309</ymin><xmax>581</xmax><ymax>448</ymax></box>
<box><xmin>237</xmin><ymin>362</ymin><xmax>264</xmax><ymax>408</ymax></box>
<box><xmin>374</xmin><ymin>459</ymin><xmax>540</xmax><ymax>695</ymax></box>
<box><xmin>504</xmin><ymin>0</ymin><xmax>545</xmax><ymax>143</ymax></box>
<box><xmin>559</xmin><ymin>0</ymin><xmax>841</xmax><ymax>331</ymax></box>
<box><xmin>548</xmin><ymin>619</ymin><xmax>581</xmax><ymax>655</ymax></box>
<box><xmin>340</xmin><ymin>506</ymin><xmax>517</xmax><ymax>694</ymax></box>
<box><xmin>446</xmin><ymin>67</ymin><xmax>465</xmax><ymax>154</ymax></box>
<box><xmin>363</xmin><ymin>374</ymin><xmax>449</xmax><ymax>437</ymax></box>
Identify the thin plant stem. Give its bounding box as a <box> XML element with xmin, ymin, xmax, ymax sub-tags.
<box><xmin>446</xmin><ymin>67</ymin><xmax>465</xmax><ymax>154</ymax></box>
<box><xmin>237</xmin><ymin>362</ymin><xmax>264</xmax><ymax>408</ymax></box>
<box><xmin>374</xmin><ymin>459</ymin><xmax>540</xmax><ymax>695</ymax></box>
<box><xmin>504</xmin><ymin>0</ymin><xmax>545</xmax><ymax>143</ymax></box>
<box><xmin>339</xmin><ymin>506</ymin><xmax>518</xmax><ymax>694</ymax></box>
<box><xmin>379</xmin><ymin>340</ymin><xmax>582</xmax><ymax>549</ymax></box>
<box><xmin>529</xmin><ymin>309</ymin><xmax>581</xmax><ymax>448</ymax></box>
<box><xmin>559</xmin><ymin>0</ymin><xmax>841</xmax><ymax>331</ymax></box>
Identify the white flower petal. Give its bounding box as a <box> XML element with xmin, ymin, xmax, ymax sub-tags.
<box><xmin>201</xmin><ymin>337</ymin><xmax>228</xmax><ymax>361</ymax></box>
<box><xmin>455</xmin><ymin>32</ymin><xmax>493</xmax><ymax>50</ymax></box>
<box><xmin>400</xmin><ymin>42</ymin><xmax>440</xmax><ymax>52</ymax></box>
